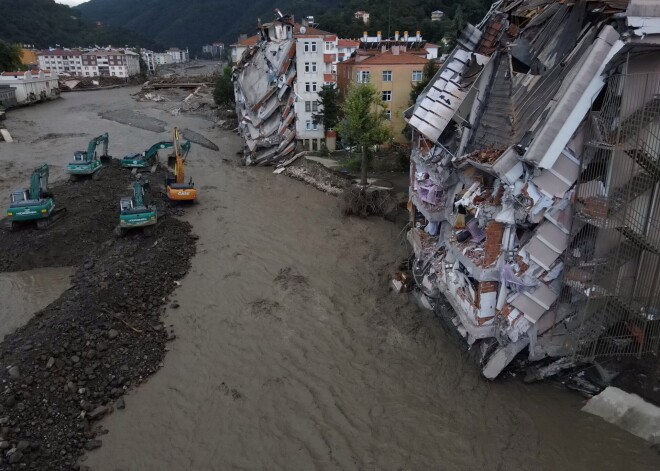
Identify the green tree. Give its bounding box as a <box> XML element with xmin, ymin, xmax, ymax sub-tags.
<box><xmin>213</xmin><ymin>65</ymin><xmax>235</xmax><ymax>107</ymax></box>
<box><xmin>312</xmin><ymin>84</ymin><xmax>341</xmax><ymax>131</ymax></box>
<box><xmin>0</xmin><ymin>41</ymin><xmax>23</xmax><ymax>73</ymax></box>
<box><xmin>410</xmin><ymin>60</ymin><xmax>440</xmax><ymax>105</ymax></box>
<box><xmin>337</xmin><ymin>83</ymin><xmax>392</xmax><ymax>185</ymax></box>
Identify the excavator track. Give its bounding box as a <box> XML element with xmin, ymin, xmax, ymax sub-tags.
<box><xmin>36</xmin><ymin>207</ymin><xmax>68</xmax><ymax>230</ymax></box>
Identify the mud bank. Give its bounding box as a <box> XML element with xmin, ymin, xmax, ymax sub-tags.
<box><xmin>0</xmin><ymin>161</ymin><xmax>196</xmax><ymax>470</ymax></box>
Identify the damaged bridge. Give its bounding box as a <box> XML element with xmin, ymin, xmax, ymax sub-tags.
<box><xmin>406</xmin><ymin>0</ymin><xmax>660</xmax><ymax>380</ymax></box>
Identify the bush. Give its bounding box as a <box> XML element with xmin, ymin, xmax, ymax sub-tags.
<box><xmin>213</xmin><ymin>65</ymin><xmax>234</xmax><ymax>107</ymax></box>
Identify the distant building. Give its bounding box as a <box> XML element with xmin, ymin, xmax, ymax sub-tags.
<box><xmin>230</xmin><ymin>34</ymin><xmax>260</xmax><ymax>63</ymax></box>
<box><xmin>166</xmin><ymin>48</ymin><xmax>189</xmax><ymax>63</ymax></box>
<box><xmin>337</xmin><ymin>39</ymin><xmax>359</xmax><ymax>62</ymax></box>
<box><xmin>431</xmin><ymin>10</ymin><xmax>445</xmax><ymax>21</ymax></box>
<box><xmin>337</xmin><ymin>31</ymin><xmax>430</xmax><ymax>143</ymax></box>
<box><xmin>202</xmin><ymin>42</ymin><xmax>225</xmax><ymax>57</ymax></box>
<box><xmin>0</xmin><ymin>70</ymin><xmax>59</xmax><ymax>105</ymax></box>
<box><xmin>354</xmin><ymin>11</ymin><xmax>370</xmax><ymax>25</ymax></box>
<box><xmin>153</xmin><ymin>52</ymin><xmax>173</xmax><ymax>66</ymax></box>
<box><xmin>37</xmin><ymin>48</ymin><xmax>140</xmax><ymax>77</ymax></box>
<box><xmin>140</xmin><ymin>49</ymin><xmax>156</xmax><ymax>73</ymax></box>
<box><xmin>20</xmin><ymin>48</ymin><xmax>38</xmax><ymax>68</ymax></box>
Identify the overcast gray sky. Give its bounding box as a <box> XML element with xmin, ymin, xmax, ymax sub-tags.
<box><xmin>56</xmin><ymin>0</ymin><xmax>85</xmax><ymax>6</ymax></box>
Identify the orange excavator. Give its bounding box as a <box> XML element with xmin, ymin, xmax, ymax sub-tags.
<box><xmin>166</xmin><ymin>128</ymin><xmax>197</xmax><ymax>202</ymax></box>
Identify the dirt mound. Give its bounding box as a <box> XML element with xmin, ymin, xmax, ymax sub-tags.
<box><xmin>0</xmin><ymin>161</ymin><xmax>196</xmax><ymax>470</ymax></box>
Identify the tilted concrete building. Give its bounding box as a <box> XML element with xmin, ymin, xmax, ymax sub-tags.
<box><xmin>406</xmin><ymin>0</ymin><xmax>660</xmax><ymax>379</ymax></box>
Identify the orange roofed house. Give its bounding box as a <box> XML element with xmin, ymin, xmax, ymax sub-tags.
<box><xmin>337</xmin><ymin>31</ymin><xmax>430</xmax><ymax>143</ymax></box>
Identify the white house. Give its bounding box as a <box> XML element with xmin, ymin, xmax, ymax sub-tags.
<box><xmin>37</xmin><ymin>50</ymin><xmax>83</xmax><ymax>75</ymax></box>
<box><xmin>0</xmin><ymin>70</ymin><xmax>59</xmax><ymax>105</ymax></box>
<box><xmin>38</xmin><ymin>48</ymin><xmax>140</xmax><ymax>77</ymax></box>
<box><xmin>154</xmin><ymin>52</ymin><xmax>173</xmax><ymax>66</ymax></box>
<box><xmin>431</xmin><ymin>10</ymin><xmax>445</xmax><ymax>21</ymax></box>
<box><xmin>166</xmin><ymin>48</ymin><xmax>189</xmax><ymax>63</ymax></box>
<box><xmin>230</xmin><ymin>34</ymin><xmax>260</xmax><ymax>63</ymax></box>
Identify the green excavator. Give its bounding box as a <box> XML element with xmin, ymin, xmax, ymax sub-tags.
<box><xmin>121</xmin><ymin>140</ymin><xmax>183</xmax><ymax>169</ymax></box>
<box><xmin>6</xmin><ymin>164</ymin><xmax>66</xmax><ymax>231</ymax></box>
<box><xmin>67</xmin><ymin>133</ymin><xmax>111</xmax><ymax>180</ymax></box>
<box><xmin>116</xmin><ymin>175</ymin><xmax>158</xmax><ymax>236</ymax></box>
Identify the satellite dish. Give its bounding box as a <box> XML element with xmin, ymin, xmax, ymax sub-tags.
<box><xmin>300</xmin><ymin>26</ymin><xmax>307</xmax><ymax>35</ymax></box>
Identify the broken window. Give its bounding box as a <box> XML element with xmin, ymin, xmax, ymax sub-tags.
<box><xmin>383</xmin><ymin>70</ymin><xmax>392</xmax><ymax>82</ymax></box>
<box><xmin>382</xmin><ymin>91</ymin><xmax>392</xmax><ymax>102</ymax></box>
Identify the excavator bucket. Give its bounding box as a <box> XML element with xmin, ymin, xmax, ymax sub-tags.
<box><xmin>167</xmin><ymin>152</ymin><xmax>176</xmax><ymax>168</ymax></box>
<box><xmin>100</xmin><ymin>154</ymin><xmax>112</xmax><ymax>163</ymax></box>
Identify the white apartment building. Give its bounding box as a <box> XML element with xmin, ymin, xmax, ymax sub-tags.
<box><xmin>293</xmin><ymin>24</ymin><xmax>339</xmax><ymax>151</ymax></box>
<box><xmin>38</xmin><ymin>49</ymin><xmax>140</xmax><ymax>77</ymax></box>
<box><xmin>166</xmin><ymin>48</ymin><xmax>189</xmax><ymax>63</ymax></box>
<box><xmin>337</xmin><ymin>39</ymin><xmax>359</xmax><ymax>62</ymax></box>
<box><xmin>37</xmin><ymin>50</ymin><xmax>83</xmax><ymax>75</ymax></box>
<box><xmin>153</xmin><ymin>52</ymin><xmax>173</xmax><ymax>66</ymax></box>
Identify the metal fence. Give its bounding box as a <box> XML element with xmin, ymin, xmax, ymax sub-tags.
<box><xmin>561</xmin><ymin>71</ymin><xmax>660</xmax><ymax>361</ymax></box>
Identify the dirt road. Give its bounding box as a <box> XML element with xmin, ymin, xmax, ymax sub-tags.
<box><xmin>1</xmin><ymin>89</ymin><xmax>658</xmax><ymax>470</ymax></box>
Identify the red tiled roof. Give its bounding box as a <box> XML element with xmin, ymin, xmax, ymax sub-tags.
<box><xmin>1</xmin><ymin>71</ymin><xmax>26</xmax><ymax>76</ymax></box>
<box><xmin>338</xmin><ymin>39</ymin><xmax>359</xmax><ymax>47</ymax></box>
<box><xmin>236</xmin><ymin>34</ymin><xmax>260</xmax><ymax>46</ymax></box>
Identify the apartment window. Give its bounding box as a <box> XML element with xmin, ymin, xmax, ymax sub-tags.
<box><xmin>311</xmin><ymin>62</ymin><xmax>317</xmax><ymax>72</ymax></box>
<box><xmin>382</xmin><ymin>91</ymin><xmax>392</xmax><ymax>101</ymax></box>
<box><xmin>305</xmin><ymin>101</ymin><xmax>312</xmax><ymax>112</ymax></box>
<box><xmin>382</xmin><ymin>70</ymin><xmax>392</xmax><ymax>82</ymax></box>
<box><xmin>311</xmin><ymin>42</ymin><xmax>317</xmax><ymax>52</ymax></box>
<box><xmin>312</xmin><ymin>101</ymin><xmax>319</xmax><ymax>112</ymax></box>
<box><xmin>305</xmin><ymin>82</ymin><xmax>311</xmax><ymax>92</ymax></box>
<box><xmin>385</xmin><ymin>110</ymin><xmax>392</xmax><ymax>120</ymax></box>
<box><xmin>312</xmin><ymin>82</ymin><xmax>318</xmax><ymax>92</ymax></box>
<box><xmin>304</xmin><ymin>41</ymin><xmax>310</xmax><ymax>52</ymax></box>
<box><xmin>305</xmin><ymin>62</ymin><xmax>310</xmax><ymax>73</ymax></box>
<box><xmin>356</xmin><ymin>71</ymin><xmax>370</xmax><ymax>83</ymax></box>
<box><xmin>325</xmin><ymin>41</ymin><xmax>333</xmax><ymax>51</ymax></box>
<box><xmin>412</xmin><ymin>70</ymin><xmax>423</xmax><ymax>82</ymax></box>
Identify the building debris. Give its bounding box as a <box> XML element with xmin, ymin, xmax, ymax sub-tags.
<box><xmin>233</xmin><ymin>13</ymin><xmax>298</xmax><ymax>166</ymax></box>
<box><xmin>406</xmin><ymin>0</ymin><xmax>660</xmax><ymax>381</ymax></box>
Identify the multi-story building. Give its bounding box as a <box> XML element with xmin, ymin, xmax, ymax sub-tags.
<box><xmin>166</xmin><ymin>48</ymin><xmax>189</xmax><ymax>63</ymax></box>
<box><xmin>0</xmin><ymin>70</ymin><xmax>59</xmax><ymax>105</ymax></box>
<box><xmin>294</xmin><ymin>22</ymin><xmax>339</xmax><ymax>151</ymax></box>
<box><xmin>203</xmin><ymin>42</ymin><xmax>225</xmax><ymax>57</ymax></box>
<box><xmin>141</xmin><ymin>49</ymin><xmax>156</xmax><ymax>74</ymax></box>
<box><xmin>37</xmin><ymin>49</ymin><xmax>140</xmax><ymax>77</ymax></box>
<box><xmin>405</xmin><ymin>0</ymin><xmax>660</xmax><ymax>381</ymax></box>
<box><xmin>37</xmin><ymin>50</ymin><xmax>83</xmax><ymax>75</ymax></box>
<box><xmin>337</xmin><ymin>32</ymin><xmax>429</xmax><ymax>143</ymax></box>
<box><xmin>153</xmin><ymin>52</ymin><xmax>173</xmax><ymax>66</ymax></box>
<box><xmin>354</xmin><ymin>11</ymin><xmax>370</xmax><ymax>24</ymax></box>
<box><xmin>431</xmin><ymin>10</ymin><xmax>445</xmax><ymax>21</ymax></box>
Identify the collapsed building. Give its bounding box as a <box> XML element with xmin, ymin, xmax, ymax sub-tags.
<box><xmin>233</xmin><ymin>12</ymin><xmax>298</xmax><ymax>166</ymax></box>
<box><xmin>406</xmin><ymin>0</ymin><xmax>660</xmax><ymax>379</ymax></box>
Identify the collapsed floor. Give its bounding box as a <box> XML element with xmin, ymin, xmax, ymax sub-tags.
<box><xmin>0</xmin><ymin>161</ymin><xmax>196</xmax><ymax>470</ymax></box>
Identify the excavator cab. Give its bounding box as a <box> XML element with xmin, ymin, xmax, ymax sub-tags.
<box><xmin>10</xmin><ymin>189</ymin><xmax>29</xmax><ymax>204</ymax></box>
<box><xmin>72</xmin><ymin>151</ymin><xmax>88</xmax><ymax>163</ymax></box>
<box><xmin>68</xmin><ymin>133</ymin><xmax>109</xmax><ymax>179</ymax></box>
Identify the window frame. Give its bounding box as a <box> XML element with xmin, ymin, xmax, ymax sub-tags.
<box><xmin>382</xmin><ymin>91</ymin><xmax>392</xmax><ymax>102</ymax></box>
<box><xmin>382</xmin><ymin>70</ymin><xmax>392</xmax><ymax>82</ymax></box>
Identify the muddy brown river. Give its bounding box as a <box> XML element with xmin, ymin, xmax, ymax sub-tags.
<box><xmin>1</xmin><ymin>85</ymin><xmax>658</xmax><ymax>470</ymax></box>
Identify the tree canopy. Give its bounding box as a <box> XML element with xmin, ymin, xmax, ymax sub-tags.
<box><xmin>312</xmin><ymin>84</ymin><xmax>341</xmax><ymax>131</ymax></box>
<box><xmin>0</xmin><ymin>41</ymin><xmax>22</xmax><ymax>73</ymax></box>
<box><xmin>337</xmin><ymin>83</ymin><xmax>392</xmax><ymax>185</ymax></box>
<box><xmin>213</xmin><ymin>66</ymin><xmax>235</xmax><ymax>107</ymax></box>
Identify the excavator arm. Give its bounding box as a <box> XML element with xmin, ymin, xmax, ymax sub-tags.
<box><xmin>30</xmin><ymin>164</ymin><xmax>49</xmax><ymax>200</ymax></box>
<box><xmin>85</xmin><ymin>133</ymin><xmax>109</xmax><ymax>161</ymax></box>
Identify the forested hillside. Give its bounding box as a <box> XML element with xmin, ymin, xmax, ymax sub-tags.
<box><xmin>0</xmin><ymin>0</ymin><xmax>159</xmax><ymax>49</ymax></box>
<box><xmin>77</xmin><ymin>0</ymin><xmax>493</xmax><ymax>51</ymax></box>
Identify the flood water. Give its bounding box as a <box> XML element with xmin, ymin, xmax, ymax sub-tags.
<box><xmin>2</xmin><ymin>86</ymin><xmax>658</xmax><ymax>470</ymax></box>
<box><xmin>0</xmin><ymin>267</ymin><xmax>73</xmax><ymax>340</ymax></box>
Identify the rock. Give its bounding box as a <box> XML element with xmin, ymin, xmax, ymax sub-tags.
<box><xmin>108</xmin><ymin>329</ymin><xmax>119</xmax><ymax>339</ymax></box>
<box><xmin>170</xmin><ymin>303</ymin><xmax>180</xmax><ymax>309</ymax></box>
<box><xmin>17</xmin><ymin>440</ymin><xmax>30</xmax><ymax>452</ymax></box>
<box><xmin>71</xmin><ymin>355</ymin><xmax>81</xmax><ymax>364</ymax></box>
<box><xmin>7</xmin><ymin>365</ymin><xmax>20</xmax><ymax>379</ymax></box>
<box><xmin>0</xmin><ymin>441</ymin><xmax>10</xmax><ymax>450</ymax></box>
<box><xmin>84</xmin><ymin>260</ymin><xmax>95</xmax><ymax>269</ymax></box>
<box><xmin>87</xmin><ymin>405</ymin><xmax>108</xmax><ymax>420</ymax></box>
<box><xmin>83</xmin><ymin>440</ymin><xmax>102</xmax><ymax>451</ymax></box>
<box><xmin>8</xmin><ymin>450</ymin><xmax>23</xmax><ymax>464</ymax></box>
<box><xmin>116</xmin><ymin>398</ymin><xmax>125</xmax><ymax>410</ymax></box>
<box><xmin>0</xmin><ymin>417</ymin><xmax>8</xmax><ymax>425</ymax></box>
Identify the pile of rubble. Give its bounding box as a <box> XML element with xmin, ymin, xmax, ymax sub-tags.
<box><xmin>406</xmin><ymin>0</ymin><xmax>660</xmax><ymax>384</ymax></box>
<box><xmin>0</xmin><ymin>161</ymin><xmax>197</xmax><ymax>470</ymax></box>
